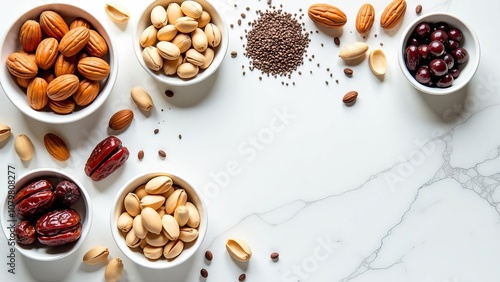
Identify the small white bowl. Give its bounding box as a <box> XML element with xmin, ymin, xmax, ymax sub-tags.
<box><xmin>0</xmin><ymin>3</ymin><xmax>118</xmax><ymax>123</ymax></box>
<box><xmin>111</xmin><ymin>171</ymin><xmax>208</xmax><ymax>269</ymax></box>
<box><xmin>398</xmin><ymin>12</ymin><xmax>480</xmax><ymax>95</ymax></box>
<box><xmin>0</xmin><ymin>168</ymin><xmax>92</xmax><ymax>261</ymax></box>
<box><xmin>133</xmin><ymin>0</ymin><xmax>228</xmax><ymax>86</ymax></box>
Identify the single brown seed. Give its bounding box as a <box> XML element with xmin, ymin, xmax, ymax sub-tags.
<box><xmin>238</xmin><ymin>273</ymin><xmax>246</xmax><ymax>281</ymax></box>
<box><xmin>344</xmin><ymin>68</ymin><xmax>353</xmax><ymax>76</ymax></box>
<box><xmin>230</xmin><ymin>23</ymin><xmax>234</xmax><ymax>28</ymax></box>
<box><xmin>154</xmin><ymin>129</ymin><xmax>159</xmax><ymax>134</ymax></box>
<box><xmin>200</xmin><ymin>268</ymin><xmax>208</xmax><ymax>278</ymax></box>
<box><xmin>246</xmin><ymin>7</ymin><xmax>250</xmax><ymax>11</ymax></box>
<box><xmin>204</xmin><ymin>250</ymin><xmax>213</xmax><ymax>261</ymax></box>
<box><xmin>343</xmin><ymin>91</ymin><xmax>358</xmax><ymax>105</ymax></box>
<box><xmin>241</xmin><ymin>13</ymin><xmax>246</xmax><ymax>19</ymax></box>
<box><xmin>158</xmin><ymin>150</ymin><xmax>166</xmax><ymax>158</ymax></box>
<box><xmin>138</xmin><ymin>150</ymin><xmax>144</xmax><ymax>160</ymax></box>
<box><xmin>165</xmin><ymin>90</ymin><xmax>174</xmax><ymax>97</ymax></box>
<box><xmin>179</xmin><ymin>134</ymin><xmax>182</xmax><ymax>139</ymax></box>
<box><xmin>238</xmin><ymin>19</ymin><xmax>242</xmax><ymax>25</ymax></box>
<box><xmin>231</xmin><ymin>51</ymin><xmax>237</xmax><ymax>58</ymax></box>
<box><xmin>416</xmin><ymin>4</ymin><xmax>423</xmax><ymax>14</ymax></box>
<box><xmin>334</xmin><ymin>37</ymin><xmax>340</xmax><ymax>46</ymax></box>
<box><xmin>270</xmin><ymin>252</ymin><xmax>279</xmax><ymax>260</ymax></box>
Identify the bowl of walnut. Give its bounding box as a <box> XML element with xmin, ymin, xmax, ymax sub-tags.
<box><xmin>0</xmin><ymin>3</ymin><xmax>118</xmax><ymax>123</ymax></box>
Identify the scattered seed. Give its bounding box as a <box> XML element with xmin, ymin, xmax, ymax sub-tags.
<box><xmin>200</xmin><ymin>268</ymin><xmax>208</xmax><ymax>278</ymax></box>
<box><xmin>416</xmin><ymin>4</ymin><xmax>422</xmax><ymax>14</ymax></box>
<box><xmin>165</xmin><ymin>90</ymin><xmax>174</xmax><ymax>97</ymax></box>
<box><xmin>246</xmin><ymin>7</ymin><xmax>250</xmax><ymax>11</ymax></box>
<box><xmin>158</xmin><ymin>150</ymin><xmax>166</xmax><ymax>158</ymax></box>
<box><xmin>321</xmin><ymin>43</ymin><xmax>324</xmax><ymax>47</ymax></box>
<box><xmin>205</xmin><ymin>250</ymin><xmax>213</xmax><ymax>261</ymax></box>
<box><xmin>334</xmin><ymin>37</ymin><xmax>340</xmax><ymax>46</ymax></box>
<box><xmin>336</xmin><ymin>79</ymin><xmax>339</xmax><ymax>83</ymax></box>
<box><xmin>344</xmin><ymin>68</ymin><xmax>353</xmax><ymax>76</ymax></box>
<box><xmin>238</xmin><ymin>19</ymin><xmax>242</xmax><ymax>25</ymax></box>
<box><xmin>137</xmin><ymin>150</ymin><xmax>144</xmax><ymax>160</ymax></box>
<box><xmin>380</xmin><ymin>42</ymin><xmax>384</xmax><ymax>46</ymax></box>
<box><xmin>238</xmin><ymin>274</ymin><xmax>246</xmax><ymax>282</ymax></box>
<box><xmin>270</xmin><ymin>252</ymin><xmax>280</xmax><ymax>260</ymax></box>
<box><xmin>178</xmin><ymin>134</ymin><xmax>182</xmax><ymax>140</ymax></box>
<box><xmin>234</xmin><ymin>4</ymin><xmax>237</xmax><ymax>7</ymax></box>
<box><xmin>241</xmin><ymin>13</ymin><xmax>246</xmax><ymax>19</ymax></box>
<box><xmin>154</xmin><ymin>129</ymin><xmax>159</xmax><ymax>134</ymax></box>
<box><xmin>325</xmin><ymin>81</ymin><xmax>329</xmax><ymax>85</ymax></box>
<box><xmin>374</xmin><ymin>34</ymin><xmax>378</xmax><ymax>38</ymax></box>
<box><xmin>231</xmin><ymin>51</ymin><xmax>237</xmax><ymax>58</ymax></box>
<box><xmin>230</xmin><ymin>23</ymin><xmax>234</xmax><ymax>28</ymax></box>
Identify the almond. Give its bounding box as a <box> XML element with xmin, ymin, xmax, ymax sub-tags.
<box><xmin>70</xmin><ymin>17</ymin><xmax>91</xmax><ymax>29</ymax></box>
<box><xmin>44</xmin><ymin>133</ymin><xmax>70</xmax><ymax>161</ymax></box>
<box><xmin>342</xmin><ymin>91</ymin><xmax>358</xmax><ymax>105</ymax></box>
<box><xmin>39</xmin><ymin>10</ymin><xmax>69</xmax><ymax>40</ymax></box>
<box><xmin>6</xmin><ymin>52</ymin><xmax>38</xmax><ymax>79</ymax></box>
<box><xmin>308</xmin><ymin>4</ymin><xmax>347</xmax><ymax>28</ymax></box>
<box><xmin>35</xmin><ymin>37</ymin><xmax>59</xmax><ymax>70</ymax></box>
<box><xmin>356</xmin><ymin>4</ymin><xmax>375</xmax><ymax>34</ymax></box>
<box><xmin>77</xmin><ymin>57</ymin><xmax>110</xmax><ymax>81</ymax></box>
<box><xmin>380</xmin><ymin>0</ymin><xmax>407</xmax><ymax>29</ymax></box>
<box><xmin>59</xmin><ymin>26</ymin><xmax>91</xmax><ymax>57</ymax></box>
<box><xmin>73</xmin><ymin>79</ymin><xmax>100</xmax><ymax>106</ymax></box>
<box><xmin>54</xmin><ymin>54</ymin><xmax>77</xmax><ymax>77</ymax></box>
<box><xmin>20</xmin><ymin>20</ymin><xmax>42</xmax><ymax>52</ymax></box>
<box><xmin>85</xmin><ymin>30</ymin><xmax>108</xmax><ymax>57</ymax></box>
<box><xmin>47</xmin><ymin>74</ymin><xmax>80</xmax><ymax>101</ymax></box>
<box><xmin>109</xmin><ymin>109</ymin><xmax>134</xmax><ymax>131</ymax></box>
<box><xmin>27</xmin><ymin>77</ymin><xmax>49</xmax><ymax>110</ymax></box>
<box><xmin>49</xmin><ymin>98</ymin><xmax>75</xmax><ymax>114</ymax></box>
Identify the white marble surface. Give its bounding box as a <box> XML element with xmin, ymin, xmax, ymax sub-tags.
<box><xmin>1</xmin><ymin>0</ymin><xmax>499</xmax><ymax>281</ymax></box>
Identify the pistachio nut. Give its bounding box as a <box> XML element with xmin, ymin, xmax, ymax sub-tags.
<box><xmin>165</xmin><ymin>188</ymin><xmax>188</xmax><ymax>214</ymax></box>
<box><xmin>201</xmin><ymin>48</ymin><xmax>214</xmax><ymax>69</ymax></box>
<box><xmin>161</xmin><ymin>214</ymin><xmax>180</xmax><ymax>240</ymax></box>
<box><xmin>145</xmin><ymin>175</ymin><xmax>173</xmax><ymax>194</ymax></box>
<box><xmin>163</xmin><ymin>56</ymin><xmax>182</xmax><ymax>75</ymax></box>
<box><xmin>14</xmin><ymin>134</ymin><xmax>34</xmax><ymax>161</ymax></box>
<box><xmin>174</xmin><ymin>205</ymin><xmax>189</xmax><ymax>226</ymax></box>
<box><xmin>146</xmin><ymin>232</ymin><xmax>169</xmax><ymax>247</ymax></box>
<box><xmin>105</xmin><ymin>258</ymin><xmax>123</xmax><ymax>282</ymax></box>
<box><xmin>140</xmin><ymin>25</ymin><xmax>158</xmax><ymax>48</ymax></box>
<box><xmin>117</xmin><ymin>212</ymin><xmax>134</xmax><ymax>233</ymax></box>
<box><xmin>151</xmin><ymin>5</ymin><xmax>168</xmax><ymax>28</ymax></box>
<box><xmin>179</xmin><ymin>227</ymin><xmax>199</xmax><ymax>243</ymax></box>
<box><xmin>140</xmin><ymin>238</ymin><xmax>148</xmax><ymax>249</ymax></box>
<box><xmin>134</xmin><ymin>184</ymin><xmax>149</xmax><ymax>199</ymax></box>
<box><xmin>142</xmin><ymin>46</ymin><xmax>163</xmax><ymax>71</ymax></box>
<box><xmin>172</xmin><ymin>33</ymin><xmax>192</xmax><ymax>53</ymax></box>
<box><xmin>177</xmin><ymin>62</ymin><xmax>199</xmax><ymax>79</ymax></box>
<box><xmin>167</xmin><ymin>3</ymin><xmax>183</xmax><ymax>25</ymax></box>
<box><xmin>143</xmin><ymin>244</ymin><xmax>163</xmax><ymax>260</ymax></box>
<box><xmin>204</xmin><ymin>23</ymin><xmax>221</xmax><ymax>48</ymax></box>
<box><xmin>163</xmin><ymin>239</ymin><xmax>184</xmax><ymax>259</ymax></box>
<box><xmin>185</xmin><ymin>201</ymin><xmax>200</xmax><ymax>228</ymax></box>
<box><xmin>175</xmin><ymin>16</ymin><xmax>198</xmax><ymax>33</ymax></box>
<box><xmin>196</xmin><ymin>11</ymin><xmax>211</xmax><ymax>28</ymax></box>
<box><xmin>133</xmin><ymin>214</ymin><xmax>148</xmax><ymax>239</ymax></box>
<box><xmin>124</xmin><ymin>192</ymin><xmax>141</xmax><ymax>217</ymax></box>
<box><xmin>0</xmin><ymin>123</ymin><xmax>12</xmax><ymax>143</ymax></box>
<box><xmin>125</xmin><ymin>229</ymin><xmax>141</xmax><ymax>248</ymax></box>
<box><xmin>191</xmin><ymin>28</ymin><xmax>208</xmax><ymax>52</ymax></box>
<box><xmin>83</xmin><ymin>246</ymin><xmax>109</xmax><ymax>265</ymax></box>
<box><xmin>157</xmin><ymin>41</ymin><xmax>181</xmax><ymax>60</ymax></box>
<box><xmin>157</xmin><ymin>24</ymin><xmax>178</xmax><ymax>41</ymax></box>
<box><xmin>157</xmin><ymin>206</ymin><xmax>166</xmax><ymax>218</ymax></box>
<box><xmin>180</xmin><ymin>1</ymin><xmax>203</xmax><ymax>19</ymax></box>
<box><xmin>226</xmin><ymin>238</ymin><xmax>252</xmax><ymax>262</ymax></box>
<box><xmin>185</xmin><ymin>48</ymin><xmax>206</xmax><ymax>67</ymax></box>
<box><xmin>141</xmin><ymin>207</ymin><xmax>163</xmax><ymax>234</ymax></box>
<box><xmin>105</xmin><ymin>2</ymin><xmax>130</xmax><ymax>23</ymax></box>
<box><xmin>130</xmin><ymin>87</ymin><xmax>154</xmax><ymax>112</ymax></box>
<box><xmin>140</xmin><ymin>195</ymin><xmax>166</xmax><ymax>210</ymax></box>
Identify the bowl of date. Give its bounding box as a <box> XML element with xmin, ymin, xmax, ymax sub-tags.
<box><xmin>1</xmin><ymin>168</ymin><xmax>92</xmax><ymax>261</ymax></box>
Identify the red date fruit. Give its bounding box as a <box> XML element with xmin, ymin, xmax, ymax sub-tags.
<box><xmin>84</xmin><ymin>136</ymin><xmax>130</xmax><ymax>181</ymax></box>
<box><xmin>15</xmin><ymin>190</ymin><xmax>56</xmax><ymax>219</ymax></box>
<box><xmin>15</xmin><ymin>220</ymin><xmax>37</xmax><ymax>245</ymax></box>
<box><xmin>36</xmin><ymin>209</ymin><xmax>82</xmax><ymax>246</ymax></box>
<box><xmin>55</xmin><ymin>180</ymin><xmax>81</xmax><ymax>206</ymax></box>
<box><xmin>13</xmin><ymin>179</ymin><xmax>52</xmax><ymax>204</ymax></box>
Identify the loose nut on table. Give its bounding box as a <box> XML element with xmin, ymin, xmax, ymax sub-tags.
<box><xmin>43</xmin><ymin>132</ymin><xmax>70</xmax><ymax>161</ymax></box>
<box><xmin>105</xmin><ymin>2</ymin><xmax>130</xmax><ymax>23</ymax></box>
<box><xmin>226</xmin><ymin>238</ymin><xmax>252</xmax><ymax>262</ymax></box>
<box><xmin>356</xmin><ymin>4</ymin><xmax>375</xmax><ymax>34</ymax></box>
<box><xmin>14</xmin><ymin>134</ymin><xmax>34</xmax><ymax>161</ymax></box>
<box><xmin>83</xmin><ymin>246</ymin><xmax>109</xmax><ymax>265</ymax></box>
<box><xmin>108</xmin><ymin>109</ymin><xmax>134</xmax><ymax>131</ymax></box>
<box><xmin>307</xmin><ymin>3</ymin><xmax>347</xmax><ymax>28</ymax></box>
<box><xmin>105</xmin><ymin>257</ymin><xmax>123</xmax><ymax>282</ymax></box>
<box><xmin>339</xmin><ymin>42</ymin><xmax>369</xmax><ymax>60</ymax></box>
<box><xmin>0</xmin><ymin>124</ymin><xmax>12</xmax><ymax>143</ymax></box>
<box><xmin>380</xmin><ymin>0</ymin><xmax>407</xmax><ymax>29</ymax></box>
<box><xmin>131</xmin><ymin>86</ymin><xmax>154</xmax><ymax>111</ymax></box>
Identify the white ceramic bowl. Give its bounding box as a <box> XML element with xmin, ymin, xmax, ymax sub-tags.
<box><xmin>0</xmin><ymin>4</ymin><xmax>118</xmax><ymax>123</ymax></box>
<box><xmin>133</xmin><ymin>0</ymin><xmax>228</xmax><ymax>86</ymax></box>
<box><xmin>0</xmin><ymin>168</ymin><xmax>92</xmax><ymax>261</ymax></box>
<box><xmin>111</xmin><ymin>171</ymin><xmax>208</xmax><ymax>269</ymax></box>
<box><xmin>398</xmin><ymin>12</ymin><xmax>480</xmax><ymax>95</ymax></box>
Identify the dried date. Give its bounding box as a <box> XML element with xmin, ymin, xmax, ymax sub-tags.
<box><xmin>15</xmin><ymin>220</ymin><xmax>37</xmax><ymax>245</ymax></box>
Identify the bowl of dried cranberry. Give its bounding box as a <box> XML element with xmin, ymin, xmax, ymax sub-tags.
<box><xmin>0</xmin><ymin>168</ymin><xmax>92</xmax><ymax>261</ymax></box>
<box><xmin>398</xmin><ymin>12</ymin><xmax>480</xmax><ymax>95</ymax></box>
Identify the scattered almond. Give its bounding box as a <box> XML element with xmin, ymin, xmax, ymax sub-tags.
<box><xmin>109</xmin><ymin>109</ymin><xmax>134</xmax><ymax>131</ymax></box>
<box><xmin>43</xmin><ymin>132</ymin><xmax>70</xmax><ymax>161</ymax></box>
